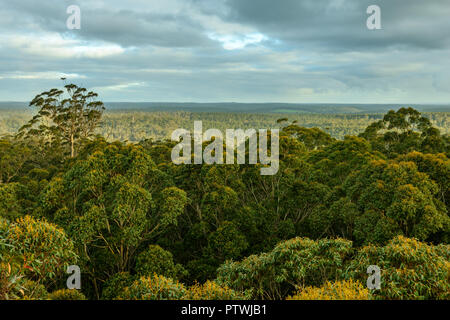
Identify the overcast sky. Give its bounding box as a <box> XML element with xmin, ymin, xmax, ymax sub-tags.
<box><xmin>1</xmin><ymin>0</ymin><xmax>450</xmax><ymax>104</ymax></box>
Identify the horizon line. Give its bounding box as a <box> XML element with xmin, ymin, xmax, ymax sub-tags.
<box><xmin>0</xmin><ymin>101</ymin><xmax>449</xmax><ymax>106</ymax></box>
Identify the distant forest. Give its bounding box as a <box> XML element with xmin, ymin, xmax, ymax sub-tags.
<box><xmin>2</xmin><ymin>101</ymin><xmax>449</xmax><ymax>113</ymax></box>
<box><xmin>1</xmin><ymin>109</ymin><xmax>449</xmax><ymax>141</ymax></box>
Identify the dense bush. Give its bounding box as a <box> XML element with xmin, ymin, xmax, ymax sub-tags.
<box><xmin>48</xmin><ymin>289</ymin><xmax>87</xmax><ymax>300</ymax></box>
<box><xmin>0</xmin><ymin>216</ymin><xmax>77</xmax><ymax>284</ymax></box>
<box><xmin>287</xmin><ymin>280</ymin><xmax>370</xmax><ymax>300</ymax></box>
<box><xmin>21</xmin><ymin>280</ymin><xmax>49</xmax><ymax>300</ymax></box>
<box><xmin>117</xmin><ymin>274</ymin><xmax>187</xmax><ymax>300</ymax></box>
<box><xmin>0</xmin><ymin>262</ymin><xmax>26</xmax><ymax>300</ymax></box>
<box><xmin>216</xmin><ymin>237</ymin><xmax>353</xmax><ymax>299</ymax></box>
<box><xmin>1</xmin><ymin>261</ymin><xmax>48</xmax><ymax>300</ymax></box>
<box><xmin>185</xmin><ymin>281</ymin><xmax>247</xmax><ymax>300</ymax></box>
<box><xmin>345</xmin><ymin>236</ymin><xmax>450</xmax><ymax>300</ymax></box>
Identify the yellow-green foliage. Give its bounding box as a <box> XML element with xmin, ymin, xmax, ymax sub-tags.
<box><xmin>0</xmin><ymin>261</ymin><xmax>25</xmax><ymax>300</ymax></box>
<box><xmin>0</xmin><ymin>215</ymin><xmax>77</xmax><ymax>282</ymax></box>
<box><xmin>216</xmin><ymin>237</ymin><xmax>353</xmax><ymax>299</ymax></box>
<box><xmin>287</xmin><ymin>280</ymin><xmax>370</xmax><ymax>300</ymax></box>
<box><xmin>0</xmin><ymin>262</ymin><xmax>48</xmax><ymax>301</ymax></box>
<box><xmin>347</xmin><ymin>236</ymin><xmax>450</xmax><ymax>300</ymax></box>
<box><xmin>108</xmin><ymin>274</ymin><xmax>247</xmax><ymax>300</ymax></box>
<box><xmin>20</xmin><ymin>280</ymin><xmax>49</xmax><ymax>300</ymax></box>
<box><xmin>48</xmin><ymin>289</ymin><xmax>86</xmax><ymax>300</ymax></box>
<box><xmin>185</xmin><ymin>281</ymin><xmax>247</xmax><ymax>300</ymax></box>
<box><xmin>118</xmin><ymin>274</ymin><xmax>187</xmax><ymax>300</ymax></box>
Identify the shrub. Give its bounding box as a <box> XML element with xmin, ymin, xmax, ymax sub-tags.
<box><xmin>287</xmin><ymin>280</ymin><xmax>370</xmax><ymax>300</ymax></box>
<box><xmin>0</xmin><ymin>218</ymin><xmax>12</xmax><ymax>260</ymax></box>
<box><xmin>0</xmin><ymin>262</ymin><xmax>25</xmax><ymax>300</ymax></box>
<box><xmin>0</xmin><ymin>215</ymin><xmax>77</xmax><ymax>283</ymax></box>
<box><xmin>216</xmin><ymin>237</ymin><xmax>353</xmax><ymax>299</ymax></box>
<box><xmin>185</xmin><ymin>281</ymin><xmax>247</xmax><ymax>300</ymax></box>
<box><xmin>117</xmin><ymin>274</ymin><xmax>187</xmax><ymax>300</ymax></box>
<box><xmin>48</xmin><ymin>289</ymin><xmax>87</xmax><ymax>300</ymax></box>
<box><xmin>346</xmin><ymin>236</ymin><xmax>449</xmax><ymax>300</ymax></box>
<box><xmin>21</xmin><ymin>280</ymin><xmax>49</xmax><ymax>300</ymax></box>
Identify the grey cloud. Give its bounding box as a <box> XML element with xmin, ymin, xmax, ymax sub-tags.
<box><xmin>77</xmin><ymin>10</ymin><xmax>211</xmax><ymax>48</ymax></box>
<box><xmin>0</xmin><ymin>0</ymin><xmax>449</xmax><ymax>103</ymax></box>
<box><xmin>1</xmin><ymin>0</ymin><xmax>214</xmax><ymax>48</ymax></box>
<box><xmin>222</xmin><ymin>0</ymin><xmax>450</xmax><ymax>51</ymax></box>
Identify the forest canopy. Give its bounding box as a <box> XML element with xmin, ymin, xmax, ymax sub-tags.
<box><xmin>0</xmin><ymin>85</ymin><xmax>449</xmax><ymax>300</ymax></box>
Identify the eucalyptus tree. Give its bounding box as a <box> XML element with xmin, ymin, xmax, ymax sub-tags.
<box><xmin>360</xmin><ymin>107</ymin><xmax>447</xmax><ymax>157</ymax></box>
<box><xmin>18</xmin><ymin>83</ymin><xmax>105</xmax><ymax>158</ymax></box>
<box><xmin>39</xmin><ymin>142</ymin><xmax>188</xmax><ymax>297</ymax></box>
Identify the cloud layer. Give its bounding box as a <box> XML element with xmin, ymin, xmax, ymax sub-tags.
<box><xmin>0</xmin><ymin>0</ymin><xmax>449</xmax><ymax>104</ymax></box>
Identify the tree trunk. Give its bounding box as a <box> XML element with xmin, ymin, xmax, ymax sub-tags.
<box><xmin>71</xmin><ymin>134</ymin><xmax>74</xmax><ymax>158</ymax></box>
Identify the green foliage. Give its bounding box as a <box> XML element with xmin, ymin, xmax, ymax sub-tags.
<box><xmin>21</xmin><ymin>280</ymin><xmax>49</xmax><ymax>300</ymax></box>
<box><xmin>135</xmin><ymin>245</ymin><xmax>187</xmax><ymax>280</ymax></box>
<box><xmin>39</xmin><ymin>143</ymin><xmax>187</xmax><ymax>297</ymax></box>
<box><xmin>308</xmin><ymin>136</ymin><xmax>384</xmax><ymax>187</ymax></box>
<box><xmin>397</xmin><ymin>151</ymin><xmax>450</xmax><ymax>217</ymax></box>
<box><xmin>101</xmin><ymin>272</ymin><xmax>136</xmax><ymax>300</ymax></box>
<box><xmin>18</xmin><ymin>84</ymin><xmax>105</xmax><ymax>158</ymax></box>
<box><xmin>282</xmin><ymin>125</ymin><xmax>335</xmax><ymax>150</ymax></box>
<box><xmin>216</xmin><ymin>237</ymin><xmax>353</xmax><ymax>299</ymax></box>
<box><xmin>0</xmin><ymin>106</ymin><xmax>448</xmax><ymax>300</ymax></box>
<box><xmin>48</xmin><ymin>289</ymin><xmax>87</xmax><ymax>300</ymax></box>
<box><xmin>206</xmin><ymin>221</ymin><xmax>248</xmax><ymax>262</ymax></box>
<box><xmin>287</xmin><ymin>279</ymin><xmax>370</xmax><ymax>300</ymax></box>
<box><xmin>157</xmin><ymin>187</ymin><xmax>188</xmax><ymax>228</ymax></box>
<box><xmin>345</xmin><ymin>159</ymin><xmax>449</xmax><ymax>244</ymax></box>
<box><xmin>0</xmin><ymin>183</ymin><xmax>21</xmax><ymax>220</ymax></box>
<box><xmin>308</xmin><ymin>197</ymin><xmax>359</xmax><ymax>239</ymax></box>
<box><xmin>0</xmin><ymin>216</ymin><xmax>77</xmax><ymax>284</ymax></box>
<box><xmin>360</xmin><ymin>108</ymin><xmax>448</xmax><ymax>157</ymax></box>
<box><xmin>117</xmin><ymin>275</ymin><xmax>247</xmax><ymax>300</ymax></box>
<box><xmin>0</xmin><ymin>261</ymin><xmax>26</xmax><ymax>300</ymax></box>
<box><xmin>185</xmin><ymin>281</ymin><xmax>247</xmax><ymax>300</ymax></box>
<box><xmin>118</xmin><ymin>274</ymin><xmax>187</xmax><ymax>300</ymax></box>
<box><xmin>2</xmin><ymin>108</ymin><xmax>448</xmax><ymax>142</ymax></box>
<box><xmin>0</xmin><ymin>139</ymin><xmax>31</xmax><ymax>184</ymax></box>
<box><xmin>346</xmin><ymin>236</ymin><xmax>450</xmax><ymax>300</ymax></box>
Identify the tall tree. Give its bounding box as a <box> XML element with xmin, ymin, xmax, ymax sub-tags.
<box><xmin>360</xmin><ymin>107</ymin><xmax>447</xmax><ymax>157</ymax></box>
<box><xmin>18</xmin><ymin>83</ymin><xmax>105</xmax><ymax>158</ymax></box>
